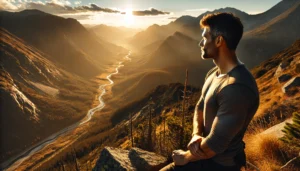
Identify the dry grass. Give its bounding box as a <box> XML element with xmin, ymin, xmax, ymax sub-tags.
<box><xmin>245</xmin><ymin>133</ymin><xmax>299</xmax><ymax>171</ymax></box>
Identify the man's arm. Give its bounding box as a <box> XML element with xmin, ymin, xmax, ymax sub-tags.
<box><xmin>187</xmin><ymin>96</ymin><xmax>205</xmax><ymax>153</ymax></box>
<box><xmin>189</xmin><ymin>84</ymin><xmax>256</xmax><ymax>161</ymax></box>
<box><xmin>192</xmin><ymin>96</ymin><xmax>204</xmax><ymax>136</ymax></box>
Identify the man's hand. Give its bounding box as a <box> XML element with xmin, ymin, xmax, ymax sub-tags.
<box><xmin>187</xmin><ymin>135</ymin><xmax>203</xmax><ymax>156</ymax></box>
<box><xmin>172</xmin><ymin>150</ymin><xmax>189</xmax><ymax>166</ymax></box>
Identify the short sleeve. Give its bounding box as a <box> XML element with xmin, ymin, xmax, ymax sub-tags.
<box><xmin>204</xmin><ymin>84</ymin><xmax>256</xmax><ymax>154</ymax></box>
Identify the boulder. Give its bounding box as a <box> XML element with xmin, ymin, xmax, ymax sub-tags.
<box><xmin>275</xmin><ymin>59</ymin><xmax>292</xmax><ymax>76</ymax></box>
<box><xmin>94</xmin><ymin>147</ymin><xmax>168</xmax><ymax>171</ymax></box>
<box><xmin>129</xmin><ymin>148</ymin><xmax>168</xmax><ymax>171</ymax></box>
<box><xmin>282</xmin><ymin>77</ymin><xmax>300</xmax><ymax>96</ymax></box>
<box><xmin>278</xmin><ymin>74</ymin><xmax>292</xmax><ymax>83</ymax></box>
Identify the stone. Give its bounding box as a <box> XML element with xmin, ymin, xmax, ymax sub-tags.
<box><xmin>93</xmin><ymin>147</ymin><xmax>168</xmax><ymax>171</ymax></box>
<box><xmin>282</xmin><ymin>77</ymin><xmax>300</xmax><ymax>96</ymax></box>
<box><xmin>296</xmin><ymin>63</ymin><xmax>300</xmax><ymax>74</ymax></box>
<box><xmin>275</xmin><ymin>59</ymin><xmax>292</xmax><ymax>76</ymax></box>
<box><xmin>278</xmin><ymin>74</ymin><xmax>292</xmax><ymax>83</ymax></box>
<box><xmin>255</xmin><ymin>69</ymin><xmax>267</xmax><ymax>78</ymax></box>
<box><xmin>129</xmin><ymin>148</ymin><xmax>168</xmax><ymax>171</ymax></box>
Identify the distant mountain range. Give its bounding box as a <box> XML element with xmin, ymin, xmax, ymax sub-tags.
<box><xmin>109</xmin><ymin>0</ymin><xmax>300</xmax><ymax>107</ymax></box>
<box><xmin>128</xmin><ymin>0</ymin><xmax>300</xmax><ymax>56</ymax></box>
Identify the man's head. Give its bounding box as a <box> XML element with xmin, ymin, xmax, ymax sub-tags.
<box><xmin>199</xmin><ymin>12</ymin><xmax>243</xmax><ymax>59</ymax></box>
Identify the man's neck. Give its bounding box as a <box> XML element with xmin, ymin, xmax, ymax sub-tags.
<box><xmin>213</xmin><ymin>52</ymin><xmax>240</xmax><ymax>75</ymax></box>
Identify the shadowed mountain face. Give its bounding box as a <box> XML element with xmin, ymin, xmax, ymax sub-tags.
<box><xmin>0</xmin><ymin>10</ymin><xmax>125</xmax><ymax>77</ymax></box>
<box><xmin>238</xmin><ymin>1</ymin><xmax>300</xmax><ymax>68</ymax></box>
<box><xmin>146</xmin><ymin>31</ymin><xmax>203</xmax><ymax>68</ymax></box>
<box><xmin>0</xmin><ymin>28</ymin><xmax>98</xmax><ymax>162</ymax></box>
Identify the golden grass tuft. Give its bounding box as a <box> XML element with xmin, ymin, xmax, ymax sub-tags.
<box><xmin>245</xmin><ymin>134</ymin><xmax>292</xmax><ymax>170</ymax></box>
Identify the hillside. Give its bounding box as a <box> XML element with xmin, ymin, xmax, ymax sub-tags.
<box><xmin>0</xmin><ymin>10</ymin><xmax>125</xmax><ymax>77</ymax></box>
<box><xmin>0</xmin><ymin>28</ymin><xmax>99</xmax><ymax>163</ymax></box>
<box><xmin>107</xmin><ymin>39</ymin><xmax>300</xmax><ymax>170</ymax></box>
<box><xmin>145</xmin><ymin>31</ymin><xmax>204</xmax><ymax>68</ymax></box>
<box><xmin>13</xmin><ymin>34</ymin><xmax>300</xmax><ymax>170</ymax></box>
<box><xmin>237</xmin><ymin>1</ymin><xmax>300</xmax><ymax>68</ymax></box>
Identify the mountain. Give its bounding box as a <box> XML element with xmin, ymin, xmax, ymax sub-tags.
<box><xmin>89</xmin><ymin>24</ymin><xmax>140</xmax><ymax>45</ymax></box>
<box><xmin>106</xmin><ymin>32</ymin><xmax>213</xmax><ymax>109</ymax></box>
<box><xmin>0</xmin><ymin>28</ymin><xmax>98</xmax><ymax>162</ymax></box>
<box><xmin>108</xmin><ymin>0</ymin><xmax>300</xmax><ymax>108</ymax></box>
<box><xmin>0</xmin><ymin>9</ymin><xmax>124</xmax><ymax>77</ymax></box>
<box><xmin>145</xmin><ymin>31</ymin><xmax>203</xmax><ymax>68</ymax></box>
<box><xmin>128</xmin><ymin>24</ymin><xmax>174</xmax><ymax>50</ymax></box>
<box><xmin>129</xmin><ymin>0</ymin><xmax>300</xmax><ymax>51</ymax></box>
<box><xmin>237</xmin><ymin>1</ymin><xmax>300</xmax><ymax>68</ymax></box>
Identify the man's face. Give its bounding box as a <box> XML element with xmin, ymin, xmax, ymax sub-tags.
<box><xmin>198</xmin><ymin>28</ymin><xmax>217</xmax><ymax>59</ymax></box>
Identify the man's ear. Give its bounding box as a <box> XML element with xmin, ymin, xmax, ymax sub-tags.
<box><xmin>215</xmin><ymin>36</ymin><xmax>223</xmax><ymax>47</ymax></box>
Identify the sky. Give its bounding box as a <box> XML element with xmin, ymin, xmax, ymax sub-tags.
<box><xmin>0</xmin><ymin>0</ymin><xmax>281</xmax><ymax>28</ymax></box>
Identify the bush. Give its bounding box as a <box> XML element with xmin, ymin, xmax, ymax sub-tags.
<box><xmin>280</xmin><ymin>112</ymin><xmax>300</xmax><ymax>149</ymax></box>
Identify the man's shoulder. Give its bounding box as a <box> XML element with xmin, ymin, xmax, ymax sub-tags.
<box><xmin>221</xmin><ymin>65</ymin><xmax>259</xmax><ymax>96</ymax></box>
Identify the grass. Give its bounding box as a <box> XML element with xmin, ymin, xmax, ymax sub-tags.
<box><xmin>245</xmin><ymin>133</ymin><xmax>299</xmax><ymax>171</ymax></box>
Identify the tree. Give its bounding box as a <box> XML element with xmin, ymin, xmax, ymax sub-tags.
<box><xmin>180</xmin><ymin>69</ymin><xmax>188</xmax><ymax>149</ymax></box>
<box><xmin>147</xmin><ymin>97</ymin><xmax>155</xmax><ymax>151</ymax></box>
<box><xmin>130</xmin><ymin>112</ymin><xmax>134</xmax><ymax>148</ymax></box>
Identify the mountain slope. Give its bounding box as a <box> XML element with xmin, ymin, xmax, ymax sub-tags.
<box><xmin>0</xmin><ymin>10</ymin><xmax>123</xmax><ymax>77</ymax></box>
<box><xmin>0</xmin><ymin>28</ymin><xmax>98</xmax><ymax>162</ymax></box>
<box><xmin>237</xmin><ymin>1</ymin><xmax>300</xmax><ymax>68</ymax></box>
<box><xmin>145</xmin><ymin>31</ymin><xmax>203</xmax><ymax>68</ymax></box>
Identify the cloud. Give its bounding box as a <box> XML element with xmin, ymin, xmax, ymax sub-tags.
<box><xmin>22</xmin><ymin>1</ymin><xmax>75</xmax><ymax>14</ymax></box>
<box><xmin>74</xmin><ymin>1</ymin><xmax>81</xmax><ymax>5</ymax></box>
<box><xmin>0</xmin><ymin>0</ymin><xmax>171</xmax><ymax>19</ymax></box>
<box><xmin>120</xmin><ymin>8</ymin><xmax>170</xmax><ymax>16</ymax></box>
<box><xmin>0</xmin><ymin>0</ymin><xmax>19</xmax><ymax>11</ymax></box>
<box><xmin>2</xmin><ymin>0</ymin><xmax>120</xmax><ymax>14</ymax></box>
<box><xmin>133</xmin><ymin>8</ymin><xmax>170</xmax><ymax>16</ymax></box>
<box><xmin>74</xmin><ymin>3</ymin><xmax>119</xmax><ymax>13</ymax></box>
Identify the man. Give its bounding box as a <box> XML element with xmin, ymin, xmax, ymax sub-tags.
<box><xmin>160</xmin><ymin>12</ymin><xmax>259</xmax><ymax>171</ymax></box>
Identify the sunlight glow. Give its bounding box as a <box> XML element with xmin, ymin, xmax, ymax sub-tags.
<box><xmin>124</xmin><ymin>8</ymin><xmax>134</xmax><ymax>26</ymax></box>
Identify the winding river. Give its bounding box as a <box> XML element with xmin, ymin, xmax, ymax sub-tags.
<box><xmin>2</xmin><ymin>51</ymin><xmax>132</xmax><ymax>171</ymax></box>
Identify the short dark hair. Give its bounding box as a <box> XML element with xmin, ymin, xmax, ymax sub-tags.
<box><xmin>200</xmin><ymin>12</ymin><xmax>243</xmax><ymax>50</ymax></box>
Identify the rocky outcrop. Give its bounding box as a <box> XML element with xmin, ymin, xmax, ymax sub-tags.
<box><xmin>94</xmin><ymin>147</ymin><xmax>168</xmax><ymax>171</ymax></box>
<box><xmin>296</xmin><ymin>63</ymin><xmax>300</xmax><ymax>73</ymax></box>
<box><xmin>278</xmin><ymin>74</ymin><xmax>292</xmax><ymax>83</ymax></box>
<box><xmin>282</xmin><ymin>76</ymin><xmax>300</xmax><ymax>95</ymax></box>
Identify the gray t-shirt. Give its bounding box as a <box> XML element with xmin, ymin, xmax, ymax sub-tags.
<box><xmin>197</xmin><ymin>64</ymin><xmax>259</xmax><ymax>166</ymax></box>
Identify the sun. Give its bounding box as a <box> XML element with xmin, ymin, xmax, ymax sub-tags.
<box><xmin>124</xmin><ymin>8</ymin><xmax>134</xmax><ymax>26</ymax></box>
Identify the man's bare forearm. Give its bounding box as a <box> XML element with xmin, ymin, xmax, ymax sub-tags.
<box><xmin>192</xmin><ymin>109</ymin><xmax>204</xmax><ymax>136</ymax></box>
<box><xmin>185</xmin><ymin>139</ymin><xmax>216</xmax><ymax>161</ymax></box>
